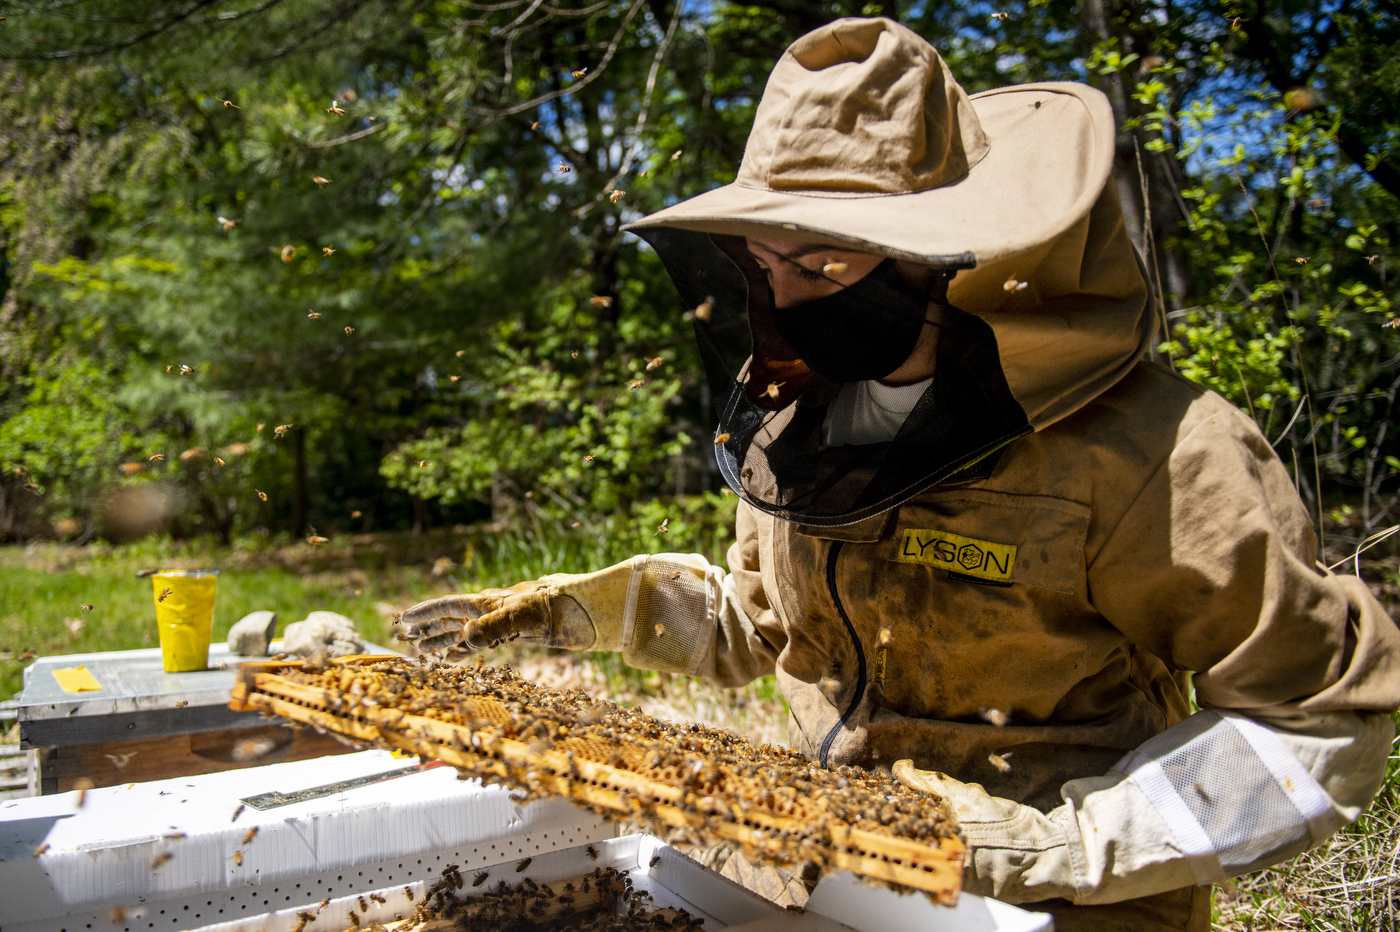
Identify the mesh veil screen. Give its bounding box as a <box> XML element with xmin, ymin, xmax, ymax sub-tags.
<box><xmin>623</xmin><ymin>558</ymin><xmax>710</xmax><ymax>674</ymax></box>
<box><xmin>635</xmin><ymin>227</ymin><xmax>1032</xmax><ymax>527</ymax></box>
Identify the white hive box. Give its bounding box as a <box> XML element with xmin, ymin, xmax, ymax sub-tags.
<box><xmin>0</xmin><ymin>750</ymin><xmax>1051</xmax><ymax>932</ymax></box>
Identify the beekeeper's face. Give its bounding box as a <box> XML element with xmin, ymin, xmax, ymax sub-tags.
<box><xmin>745</xmin><ymin>237</ymin><xmax>883</xmax><ymax>308</ymax></box>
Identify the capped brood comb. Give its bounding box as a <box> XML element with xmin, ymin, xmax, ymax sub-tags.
<box><xmin>229</xmin><ymin>656</ymin><xmax>964</xmax><ymax>902</ymax></box>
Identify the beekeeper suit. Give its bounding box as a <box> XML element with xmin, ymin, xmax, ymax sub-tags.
<box><xmin>399</xmin><ymin>18</ymin><xmax>1400</xmax><ymax>931</ymax></box>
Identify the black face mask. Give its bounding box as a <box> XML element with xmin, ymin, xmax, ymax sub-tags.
<box><xmin>768</xmin><ymin>259</ymin><xmax>930</xmax><ymax>383</ymax></box>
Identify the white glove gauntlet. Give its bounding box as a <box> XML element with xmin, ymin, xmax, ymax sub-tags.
<box><xmin>897</xmin><ymin>708</ymin><xmax>1394</xmax><ymax>906</ymax></box>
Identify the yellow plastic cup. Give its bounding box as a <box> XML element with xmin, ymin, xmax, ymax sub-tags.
<box><xmin>152</xmin><ymin>570</ymin><xmax>219</xmax><ymax>673</ymax></box>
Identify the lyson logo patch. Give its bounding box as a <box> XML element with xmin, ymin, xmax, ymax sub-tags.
<box><xmin>894</xmin><ymin>528</ymin><xmax>1017</xmax><ymax>582</ymax></box>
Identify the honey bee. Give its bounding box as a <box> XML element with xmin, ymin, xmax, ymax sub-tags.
<box><xmin>345</xmin><ymin>326</ymin><xmax>355</xmax><ymax>335</ymax></box>
<box><xmin>351</xmin><ymin>510</ymin><xmax>362</xmax><ymax>518</ymax></box>
<box><xmin>610</xmin><ymin>190</ymin><xmax>626</xmax><ymax>203</ymax></box>
<box><xmin>175</xmin><ymin>700</ymin><xmax>188</xmax><ymax>708</ymax></box>
<box><xmin>274</xmin><ymin>424</ymin><xmax>292</xmax><ymax>438</ymax></box>
<box><xmin>571</xmin><ymin>68</ymin><xmax>588</xmax><ymax>78</ymax></box>
<box><xmin>213</xmin><ymin>457</ymin><xmax>226</xmax><ymax>466</ymax></box>
<box><xmin>670</xmin><ymin>150</ymin><xmax>682</xmax><ymax>161</ymax></box>
<box><xmin>103</xmin><ymin>752</ymin><xmax>137</xmax><ymax>770</ymax></box>
<box><xmin>217</xmin><ymin>216</ymin><xmax>238</xmax><ymax>231</ymax></box>
<box><xmin>638</xmin><ymin>169</ymin><xmax>648</xmax><ymax>178</ymax></box>
<box><xmin>1003</xmin><ymin>277</ymin><xmax>1029</xmax><ymax>292</ymax></box>
<box><xmin>571</xmin><ymin>350</ymin><xmax>579</xmax><ymax>358</ymax></box>
<box><xmin>1385</xmin><ymin>319</ymin><xmax>1400</xmax><ymax>329</ymax></box>
<box><xmin>821</xmin><ymin>262</ymin><xmax>848</xmax><ymax>276</ymax></box>
<box><xmin>327</xmin><ymin>100</ymin><xmax>345</xmax><ymax>115</ymax></box>
<box><xmin>449</xmin><ymin>375</ymin><xmax>459</xmax><ymax>382</ymax></box>
<box><xmin>418</xmin><ymin>460</ymin><xmax>430</xmax><ymax>468</ymax></box>
<box><xmin>629</xmin><ymin>379</ymin><xmax>646</xmax><ymax>390</ymax></box>
<box><xmin>714</xmin><ymin>433</ymin><xmax>730</xmax><ymax>444</ymax></box>
<box><xmin>405</xmin><ymin>886</ymin><xmax>416</xmax><ymax>901</ymax></box>
<box><xmin>571</xmin><ymin>521</ymin><xmax>581</xmax><ymax>528</ymax></box>
<box><xmin>346</xmin><ymin>909</ymin><xmax>360</xmax><ymax>928</ymax></box>
<box><xmin>516</xmin><ymin>857</ymin><xmax>532</xmax><ymax>872</ymax></box>
<box><xmin>281</xmin><ymin>244</ymin><xmax>298</xmax><ymax>263</ymax></box>
<box><xmin>584</xmin><ymin>454</ymin><xmax>594</xmax><ymax>462</ymax></box>
<box><xmin>242</xmin><ymin>827</ymin><xmax>259</xmax><ymax>844</ymax></box>
<box><xmin>691</xmin><ymin>297</ymin><xmax>714</xmax><ymax>321</ymax></box>
<box><xmin>653</xmin><ymin>624</ymin><xmax>665</xmax><ymax>637</ymax></box>
<box><xmin>819</xmin><ymin>677</ymin><xmax>842</xmax><ymax>702</ymax></box>
<box><xmin>531</xmin><ymin>121</ymin><xmax>541</xmax><ymax>130</ymax></box>
<box><xmin>473</xmin><ymin>870</ymin><xmax>489</xmax><ymax>886</ymax></box>
<box><xmin>557</xmin><ymin>164</ymin><xmax>572</xmax><ymax>173</ymax></box>
<box><xmin>119</xmin><ymin>462</ymin><xmax>145</xmax><ymax>476</ymax></box>
<box><xmin>589</xmin><ymin>295</ymin><xmax>613</xmax><ymax>309</ymax></box>
<box><xmin>322</xmin><ymin>246</ymin><xmax>335</xmax><ymax>256</ymax></box>
<box><xmin>163</xmin><ymin>832</ymin><xmax>187</xmax><ymax>840</ymax></box>
<box><xmin>312</xmin><ymin>176</ymin><xmax>331</xmax><ymax>187</ymax></box>
<box><xmin>110</xmin><ymin>906</ymin><xmax>127</xmax><ymax>921</ymax></box>
<box><xmin>877</xmin><ymin>627</ymin><xmax>894</xmax><ymax>647</ymax></box>
<box><xmin>256</xmin><ymin>424</ymin><xmax>265</xmax><ymax>432</ymax></box>
<box><xmin>1295</xmin><ymin>257</ymin><xmax>1309</xmax><ymax>265</ymax></box>
<box><xmin>990</xmin><ymin>11</ymin><xmax>1009</xmax><ymax>20</ymax></box>
<box><xmin>220</xmin><ymin>98</ymin><xmax>240</xmax><ymax>109</ymax></box>
<box><xmin>649</xmin><ymin>854</ymin><xmax>661</xmax><ymax>868</ymax></box>
<box><xmin>456</xmin><ymin>349</ymin><xmax>466</xmax><ymax>357</ymax></box>
<box><xmin>231</xmin><ymin>803</ymin><xmax>246</xmax><ymax>822</ymax></box>
<box><xmin>33</xmin><ymin>843</ymin><xmax>49</xmax><ymax>858</ymax></box>
<box><xmin>158</xmin><ymin>587</ymin><xmax>173</xmax><ymax>602</ymax></box>
<box><xmin>232</xmin><ymin>850</ymin><xmax>243</xmax><ymax>866</ymax></box>
<box><xmin>655</xmin><ymin>518</ymin><xmax>668</xmax><ymax>535</ymax></box>
<box><xmin>1368</xmin><ymin>255</ymin><xmax>1381</xmax><ymax>266</ymax></box>
<box><xmin>179</xmin><ymin>447</ymin><xmax>204</xmax><ymax>462</ymax></box>
<box><xmin>151</xmin><ymin>851</ymin><xmax>174</xmax><ymax>869</ymax></box>
<box><xmin>307</xmin><ymin>535</ymin><xmax>330</xmax><ymax>546</ymax></box>
<box><xmin>81</xmin><ymin>602</ymin><xmax>94</xmax><ymax>612</ymax></box>
<box><xmin>645</xmin><ymin>356</ymin><xmax>664</xmax><ymax>370</ymax></box>
<box><xmin>988</xmin><ymin>752</ymin><xmax>1013</xmax><ymax>774</ymax></box>
<box><xmin>765</xmin><ymin>381</ymin><xmax>785</xmax><ymax>400</ymax></box>
<box><xmin>369</xmin><ymin>893</ymin><xmax>387</xmax><ymax>904</ymax></box>
<box><xmin>672</xmin><ymin>570</ymin><xmax>682</xmax><ymax>580</ymax></box>
<box><xmin>308</xmin><ymin>311</ymin><xmax>321</xmax><ymax>319</ymax></box>
<box><xmin>980</xmin><ymin>708</ymin><xmax>1009</xmax><ymax>727</ymax></box>
<box><xmin>256</xmin><ymin>490</ymin><xmax>268</xmax><ymax>501</ymax></box>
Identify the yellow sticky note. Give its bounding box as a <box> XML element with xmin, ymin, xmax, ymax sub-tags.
<box><xmin>53</xmin><ymin>665</ymin><xmax>103</xmax><ymax>692</ymax></box>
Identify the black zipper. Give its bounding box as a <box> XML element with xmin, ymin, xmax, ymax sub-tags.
<box><xmin>819</xmin><ymin>540</ymin><xmax>867</xmax><ymax>768</ymax></box>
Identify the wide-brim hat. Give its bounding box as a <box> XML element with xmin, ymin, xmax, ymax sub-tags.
<box><xmin>625</xmin><ymin>18</ymin><xmax>1116</xmax><ymax>269</ymax></box>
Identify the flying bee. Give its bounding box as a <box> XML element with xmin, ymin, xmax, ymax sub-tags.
<box><xmin>327</xmin><ymin>100</ymin><xmax>345</xmax><ymax>115</ymax></box>
<box><xmin>765</xmin><ymin>381</ymin><xmax>785</xmax><ymax>400</ymax></box>
<box><xmin>531</xmin><ymin>121</ymin><xmax>541</xmax><ymax>130</ymax></box>
<box><xmin>218</xmin><ymin>216</ymin><xmax>238</xmax><ymax>231</ymax></box>
<box><xmin>714</xmin><ymin>433</ymin><xmax>730</xmax><ymax>444</ymax></box>
<box><xmin>584</xmin><ymin>455</ymin><xmax>594</xmax><ymax>462</ymax></box>
<box><xmin>629</xmin><ymin>379</ymin><xmax>646</xmax><ymax>390</ymax></box>
<box><xmin>473</xmin><ymin>870</ymin><xmax>489</xmax><ymax>886</ymax></box>
<box><xmin>672</xmin><ymin>570</ymin><xmax>682</xmax><ymax>580</ymax></box>
<box><xmin>980</xmin><ymin>708</ymin><xmax>1009</xmax><ymax>727</ymax></box>
<box><xmin>322</xmin><ymin>246</ymin><xmax>335</xmax><ymax>256</ymax></box>
<box><xmin>653</xmin><ymin>624</ymin><xmax>665</xmax><ymax>637</ymax></box>
<box><xmin>81</xmin><ymin>602</ymin><xmax>94</xmax><ymax>612</ymax></box>
<box><xmin>351</xmin><ymin>510</ymin><xmax>362</xmax><ymax>518</ymax></box>
<box><xmin>344</xmin><ymin>326</ymin><xmax>355</xmax><ymax>335</ymax></box>
<box><xmin>179</xmin><ymin>364</ymin><xmax>195</xmax><ymax>376</ymax></box>
<box><xmin>1003</xmin><ymin>277</ymin><xmax>1029</xmax><ymax>292</ymax></box>
<box><xmin>988</xmin><ymin>752</ymin><xmax>1013</xmax><ymax>774</ymax></box>
<box><xmin>646</xmin><ymin>356</ymin><xmax>664</xmax><ymax>370</ymax></box>
<box><xmin>231</xmin><ymin>804</ymin><xmax>246</xmax><ymax>822</ymax></box>
<box><xmin>256</xmin><ymin>490</ymin><xmax>268</xmax><ymax>502</ymax></box>
<box><xmin>213</xmin><ymin>457</ymin><xmax>225</xmax><ymax>466</ymax></box>
<box><xmin>242</xmin><ymin>827</ymin><xmax>258</xmax><ymax>844</ymax></box>
<box><xmin>274</xmin><ymin>424</ymin><xmax>292</xmax><ymax>438</ymax></box>
<box><xmin>22</xmin><ymin>482</ymin><xmax>41</xmax><ymax>494</ymax></box>
<box><xmin>220</xmin><ymin>98</ymin><xmax>240</xmax><ymax>109</ymax></box>
<box><xmin>307</xmin><ymin>535</ymin><xmax>329</xmax><ymax>546</ymax></box>
<box><xmin>418</xmin><ymin>460</ymin><xmax>430</xmax><ymax>468</ymax></box>
<box><xmin>118</xmin><ymin>462</ymin><xmax>145</xmax><ymax>476</ymax></box>
<box><xmin>877</xmin><ymin>626</ymin><xmax>894</xmax><ymax>647</ymax></box>
<box><xmin>232</xmin><ymin>850</ymin><xmax>243</xmax><ymax>866</ymax></box>
<box><xmin>557</xmin><ymin>164</ymin><xmax>572</xmax><ymax>173</ymax></box>
<box><xmin>610</xmin><ymin>190</ymin><xmax>626</xmax><ymax>203</ymax></box>
<box><xmin>449</xmin><ymin>375</ymin><xmax>459</xmax><ymax>382</ymax></box>
<box><xmin>1295</xmin><ymin>257</ymin><xmax>1309</xmax><ymax>264</ymax></box>
<box><xmin>175</xmin><ymin>700</ymin><xmax>188</xmax><ymax>708</ymax></box>
<box><xmin>33</xmin><ymin>843</ymin><xmax>49</xmax><ymax>858</ymax></box>
<box><xmin>1385</xmin><ymin>319</ymin><xmax>1400</xmax><ymax>329</ymax></box>
<box><xmin>163</xmin><ymin>832</ymin><xmax>186</xmax><ymax>840</ymax></box>
<box><xmin>571</xmin><ymin>350</ymin><xmax>579</xmax><ymax>358</ymax></box>
<box><xmin>404</xmin><ymin>886</ymin><xmax>415</xmax><ymax>901</ymax></box>
<box><xmin>516</xmin><ymin>857</ymin><xmax>532</xmax><ymax>872</ymax></box>
<box><xmin>655</xmin><ymin>518</ymin><xmax>669</xmax><ymax>535</ymax></box>
<box><xmin>691</xmin><ymin>297</ymin><xmax>714</xmax><ymax>321</ymax></box>
<box><xmin>819</xmin><ymin>677</ymin><xmax>841</xmax><ymax>702</ymax></box>
<box><xmin>308</xmin><ymin>311</ymin><xmax>321</xmax><ymax>319</ymax></box>
<box><xmin>821</xmin><ymin>262</ymin><xmax>848</xmax><ymax>276</ymax></box>
<box><xmin>670</xmin><ymin>150</ymin><xmax>682</xmax><ymax>161</ymax></box>
<box><xmin>151</xmin><ymin>851</ymin><xmax>174</xmax><ymax>870</ymax></box>
<box><xmin>256</xmin><ymin>424</ymin><xmax>265</xmax><ymax>432</ymax></box>
<box><xmin>158</xmin><ymin>587</ymin><xmax>173</xmax><ymax>602</ymax></box>
<box><xmin>589</xmin><ymin>295</ymin><xmax>614</xmax><ymax>309</ymax></box>
<box><xmin>571</xmin><ymin>68</ymin><xmax>588</xmax><ymax>78</ymax></box>
<box><xmin>179</xmin><ymin>447</ymin><xmax>204</xmax><ymax>462</ymax></box>
<box><xmin>104</xmin><ymin>752</ymin><xmax>137</xmax><ymax>770</ymax></box>
<box><xmin>990</xmin><ymin>10</ymin><xmax>1009</xmax><ymax>20</ymax></box>
<box><xmin>312</xmin><ymin>176</ymin><xmax>331</xmax><ymax>187</ymax></box>
<box><xmin>1367</xmin><ymin>255</ymin><xmax>1380</xmax><ymax>266</ymax></box>
<box><xmin>649</xmin><ymin>854</ymin><xmax>661</xmax><ymax>868</ymax></box>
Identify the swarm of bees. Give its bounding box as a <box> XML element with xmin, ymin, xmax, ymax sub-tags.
<box><xmin>233</xmin><ymin>659</ymin><xmax>963</xmax><ymax>900</ymax></box>
<box><xmin>379</xmin><ymin>863</ymin><xmax>703</xmax><ymax>931</ymax></box>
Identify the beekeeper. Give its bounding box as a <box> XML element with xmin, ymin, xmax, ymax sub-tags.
<box><xmin>399</xmin><ymin>18</ymin><xmax>1400</xmax><ymax>931</ymax></box>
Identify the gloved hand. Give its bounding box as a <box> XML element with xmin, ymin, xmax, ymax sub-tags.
<box><xmin>395</xmin><ymin>553</ymin><xmax>716</xmax><ymax>673</ymax></box>
<box><xmin>891</xmin><ymin>708</ymin><xmax>1388</xmax><ymax>907</ymax></box>
<box><xmin>396</xmin><ymin>559</ymin><xmax>638</xmax><ymax>658</ymax></box>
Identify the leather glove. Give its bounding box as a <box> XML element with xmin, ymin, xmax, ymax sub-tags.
<box><xmin>395</xmin><ymin>558</ymin><xmax>638</xmax><ymax>658</ymax></box>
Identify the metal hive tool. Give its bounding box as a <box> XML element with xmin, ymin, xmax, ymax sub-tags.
<box><xmin>229</xmin><ymin>656</ymin><xmax>965</xmax><ymax>903</ymax></box>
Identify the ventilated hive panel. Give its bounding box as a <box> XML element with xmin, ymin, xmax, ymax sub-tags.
<box><xmin>229</xmin><ymin>657</ymin><xmax>963</xmax><ymax>903</ymax></box>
